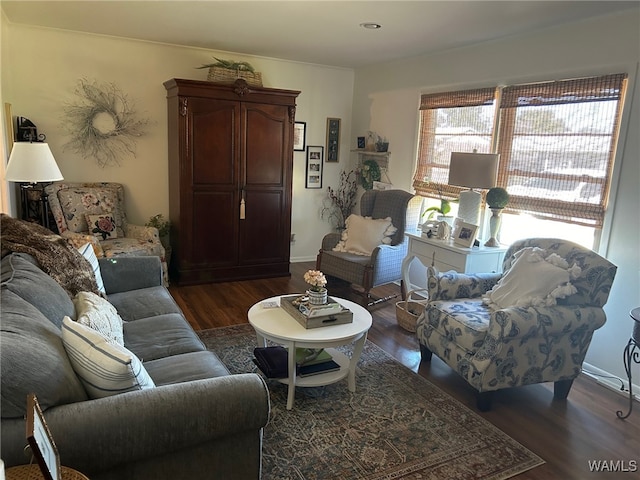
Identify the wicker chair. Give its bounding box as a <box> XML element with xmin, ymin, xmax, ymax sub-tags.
<box><xmin>45</xmin><ymin>182</ymin><xmax>168</xmax><ymax>285</ymax></box>
<box><xmin>416</xmin><ymin>238</ymin><xmax>617</xmax><ymax>411</ymax></box>
<box><xmin>316</xmin><ymin>189</ymin><xmax>422</xmax><ymax>306</ymax></box>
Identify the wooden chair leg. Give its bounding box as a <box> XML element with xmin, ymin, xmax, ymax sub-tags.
<box><xmin>554</xmin><ymin>379</ymin><xmax>574</xmax><ymax>400</ymax></box>
<box><xmin>476</xmin><ymin>391</ymin><xmax>494</xmax><ymax>412</ymax></box>
<box><xmin>419</xmin><ymin>344</ymin><xmax>433</xmax><ymax>362</ymax></box>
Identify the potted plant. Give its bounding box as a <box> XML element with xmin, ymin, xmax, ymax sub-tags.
<box><xmin>321</xmin><ymin>170</ymin><xmax>358</xmax><ymax>231</ymax></box>
<box><xmin>146</xmin><ymin>214</ymin><xmax>172</xmax><ymax>261</ymax></box>
<box><xmin>485</xmin><ymin>187</ymin><xmax>510</xmax><ymax>247</ymax></box>
<box><xmin>486</xmin><ymin>187</ymin><xmax>510</xmax><ymax>209</ymax></box>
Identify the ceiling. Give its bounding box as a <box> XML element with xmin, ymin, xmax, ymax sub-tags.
<box><xmin>2</xmin><ymin>1</ymin><xmax>638</xmax><ymax>68</ymax></box>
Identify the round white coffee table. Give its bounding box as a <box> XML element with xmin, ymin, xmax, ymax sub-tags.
<box><xmin>248</xmin><ymin>295</ymin><xmax>372</xmax><ymax>410</ymax></box>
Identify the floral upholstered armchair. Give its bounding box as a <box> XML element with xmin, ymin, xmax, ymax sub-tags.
<box><xmin>45</xmin><ymin>182</ymin><xmax>168</xmax><ymax>285</ymax></box>
<box><xmin>416</xmin><ymin>238</ymin><xmax>617</xmax><ymax>411</ymax></box>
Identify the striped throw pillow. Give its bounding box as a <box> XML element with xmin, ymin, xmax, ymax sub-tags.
<box><xmin>61</xmin><ymin>317</ymin><xmax>155</xmax><ymax>399</ymax></box>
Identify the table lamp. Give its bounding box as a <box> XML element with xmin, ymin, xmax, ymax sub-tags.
<box><xmin>5</xmin><ymin>141</ymin><xmax>63</xmax><ymax>228</ymax></box>
<box><xmin>448</xmin><ymin>151</ymin><xmax>499</xmax><ymax>226</ymax></box>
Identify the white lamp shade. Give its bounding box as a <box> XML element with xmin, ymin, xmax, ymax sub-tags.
<box><xmin>5</xmin><ymin>142</ymin><xmax>63</xmax><ymax>183</ymax></box>
<box><xmin>448</xmin><ymin>152</ymin><xmax>499</xmax><ymax>189</ymax></box>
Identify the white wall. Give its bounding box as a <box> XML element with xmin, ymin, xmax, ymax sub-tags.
<box><xmin>1</xmin><ymin>19</ymin><xmax>354</xmax><ymax>262</ymax></box>
<box><xmin>352</xmin><ymin>10</ymin><xmax>640</xmax><ymax>388</ymax></box>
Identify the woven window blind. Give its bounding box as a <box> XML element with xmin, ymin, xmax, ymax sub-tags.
<box><xmin>413</xmin><ymin>87</ymin><xmax>496</xmax><ymax>200</ymax></box>
<box><xmin>496</xmin><ymin>73</ymin><xmax>627</xmax><ymax>228</ymax></box>
<box><xmin>412</xmin><ymin>74</ymin><xmax>627</xmax><ymax>228</ymax></box>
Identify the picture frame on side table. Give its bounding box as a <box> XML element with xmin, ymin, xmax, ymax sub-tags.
<box><xmin>26</xmin><ymin>393</ymin><xmax>60</xmax><ymax>480</ymax></box>
<box><xmin>325</xmin><ymin>117</ymin><xmax>341</xmax><ymax>162</ymax></box>
<box><xmin>453</xmin><ymin>221</ymin><xmax>478</xmax><ymax>248</ymax></box>
<box><xmin>305</xmin><ymin>145</ymin><xmax>324</xmax><ymax>188</ymax></box>
<box><xmin>293</xmin><ymin>121</ymin><xmax>307</xmax><ymax>151</ymax></box>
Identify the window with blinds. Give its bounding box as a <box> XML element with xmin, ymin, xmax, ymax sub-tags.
<box><xmin>413</xmin><ymin>73</ymin><xmax>628</xmax><ymax>229</ymax></box>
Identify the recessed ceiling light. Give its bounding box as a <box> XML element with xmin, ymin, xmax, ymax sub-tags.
<box><xmin>360</xmin><ymin>22</ymin><xmax>382</xmax><ymax>30</ymax></box>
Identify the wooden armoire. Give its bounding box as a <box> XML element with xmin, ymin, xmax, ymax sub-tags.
<box><xmin>164</xmin><ymin>78</ymin><xmax>300</xmax><ymax>285</ymax></box>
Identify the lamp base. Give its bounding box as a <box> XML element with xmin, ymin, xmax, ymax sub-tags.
<box><xmin>457</xmin><ymin>189</ymin><xmax>482</xmax><ymax>226</ymax></box>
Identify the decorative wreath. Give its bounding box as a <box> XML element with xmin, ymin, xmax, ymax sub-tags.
<box><xmin>64</xmin><ymin>79</ymin><xmax>149</xmax><ymax>168</ymax></box>
<box><xmin>359</xmin><ymin>159</ymin><xmax>382</xmax><ymax>190</ymax></box>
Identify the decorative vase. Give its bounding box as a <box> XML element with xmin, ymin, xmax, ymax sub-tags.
<box><xmin>484</xmin><ymin>208</ymin><xmax>503</xmax><ymax>247</ymax></box>
<box><xmin>307</xmin><ymin>288</ymin><xmax>328</xmax><ymax>305</ymax></box>
<box><xmin>437</xmin><ymin>215</ymin><xmax>454</xmax><ymax>228</ymax></box>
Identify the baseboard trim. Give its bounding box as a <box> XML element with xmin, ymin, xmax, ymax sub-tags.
<box><xmin>581</xmin><ymin>361</ymin><xmax>640</xmax><ymax>402</ymax></box>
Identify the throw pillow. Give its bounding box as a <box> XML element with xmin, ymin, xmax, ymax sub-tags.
<box><xmin>333</xmin><ymin>214</ymin><xmax>397</xmax><ymax>256</ymax></box>
<box><xmin>73</xmin><ymin>291</ymin><xmax>124</xmax><ymax>346</ymax></box>
<box><xmin>86</xmin><ymin>214</ymin><xmax>119</xmax><ymax>241</ymax></box>
<box><xmin>77</xmin><ymin>243</ymin><xmax>106</xmax><ymax>294</ymax></box>
<box><xmin>483</xmin><ymin>247</ymin><xmax>582</xmax><ymax>309</ymax></box>
<box><xmin>61</xmin><ymin>317</ymin><xmax>155</xmax><ymax>399</ymax></box>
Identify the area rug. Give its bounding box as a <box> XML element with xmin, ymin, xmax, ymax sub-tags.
<box><xmin>198</xmin><ymin>324</ymin><xmax>544</xmax><ymax>480</ymax></box>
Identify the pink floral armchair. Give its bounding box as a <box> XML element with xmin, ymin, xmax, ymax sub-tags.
<box><xmin>45</xmin><ymin>182</ymin><xmax>168</xmax><ymax>285</ymax></box>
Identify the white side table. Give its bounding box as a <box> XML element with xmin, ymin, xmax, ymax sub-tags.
<box><xmin>401</xmin><ymin>233</ymin><xmax>507</xmax><ymax>297</ymax></box>
<box><xmin>248</xmin><ymin>296</ymin><xmax>372</xmax><ymax>410</ymax></box>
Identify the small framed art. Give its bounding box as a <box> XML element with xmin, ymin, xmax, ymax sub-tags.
<box><xmin>27</xmin><ymin>393</ymin><xmax>60</xmax><ymax>480</ymax></box>
<box><xmin>453</xmin><ymin>221</ymin><xmax>478</xmax><ymax>248</ymax></box>
<box><xmin>305</xmin><ymin>145</ymin><xmax>324</xmax><ymax>188</ymax></box>
<box><xmin>293</xmin><ymin>121</ymin><xmax>307</xmax><ymax>151</ymax></box>
<box><xmin>325</xmin><ymin>117</ymin><xmax>341</xmax><ymax>162</ymax></box>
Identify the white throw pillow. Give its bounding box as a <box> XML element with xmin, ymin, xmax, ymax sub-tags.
<box><xmin>483</xmin><ymin>247</ymin><xmax>581</xmax><ymax>309</ymax></box>
<box><xmin>77</xmin><ymin>242</ymin><xmax>106</xmax><ymax>294</ymax></box>
<box><xmin>61</xmin><ymin>317</ymin><xmax>155</xmax><ymax>399</ymax></box>
<box><xmin>333</xmin><ymin>214</ymin><xmax>397</xmax><ymax>256</ymax></box>
<box><xmin>73</xmin><ymin>291</ymin><xmax>124</xmax><ymax>346</ymax></box>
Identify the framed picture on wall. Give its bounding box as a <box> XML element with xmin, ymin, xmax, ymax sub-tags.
<box><xmin>325</xmin><ymin>117</ymin><xmax>341</xmax><ymax>162</ymax></box>
<box><xmin>293</xmin><ymin>121</ymin><xmax>307</xmax><ymax>151</ymax></box>
<box><xmin>305</xmin><ymin>145</ymin><xmax>324</xmax><ymax>188</ymax></box>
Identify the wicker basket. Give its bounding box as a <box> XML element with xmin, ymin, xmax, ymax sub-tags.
<box><xmin>207</xmin><ymin>66</ymin><xmax>263</xmax><ymax>87</ymax></box>
<box><xmin>395</xmin><ymin>289</ymin><xmax>428</xmax><ymax>333</ymax></box>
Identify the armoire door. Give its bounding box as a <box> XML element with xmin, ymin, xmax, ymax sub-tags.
<box><xmin>239</xmin><ymin>102</ymin><xmax>293</xmax><ymax>268</ymax></box>
<box><xmin>185</xmin><ymin>96</ymin><xmax>240</xmax><ymax>269</ymax></box>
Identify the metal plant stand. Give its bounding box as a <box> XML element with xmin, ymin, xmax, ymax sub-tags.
<box><xmin>617</xmin><ymin>307</ymin><xmax>640</xmax><ymax>420</ymax></box>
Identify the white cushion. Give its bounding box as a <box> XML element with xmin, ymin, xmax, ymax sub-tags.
<box><xmin>77</xmin><ymin>243</ymin><xmax>105</xmax><ymax>294</ymax></box>
<box><xmin>73</xmin><ymin>291</ymin><xmax>124</xmax><ymax>346</ymax></box>
<box><xmin>61</xmin><ymin>317</ymin><xmax>155</xmax><ymax>399</ymax></box>
<box><xmin>333</xmin><ymin>214</ymin><xmax>397</xmax><ymax>256</ymax></box>
<box><xmin>483</xmin><ymin>247</ymin><xmax>582</xmax><ymax>309</ymax></box>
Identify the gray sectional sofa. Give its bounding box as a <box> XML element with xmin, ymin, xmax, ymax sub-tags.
<box><xmin>1</xmin><ymin>251</ymin><xmax>270</xmax><ymax>479</ymax></box>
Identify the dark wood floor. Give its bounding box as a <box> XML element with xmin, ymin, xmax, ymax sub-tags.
<box><xmin>169</xmin><ymin>262</ymin><xmax>639</xmax><ymax>480</ymax></box>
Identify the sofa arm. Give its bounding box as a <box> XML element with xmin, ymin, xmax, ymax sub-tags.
<box><xmin>427</xmin><ymin>268</ymin><xmax>502</xmax><ymax>301</ymax></box>
<box><xmin>126</xmin><ymin>224</ymin><xmax>161</xmax><ymax>244</ymax></box>
<box><xmin>29</xmin><ymin>374</ymin><xmax>268</xmax><ymax>475</ymax></box>
<box><xmin>470</xmin><ymin>306</ymin><xmax>608</xmax><ymax>390</ymax></box>
<box><xmin>320</xmin><ymin>232</ymin><xmax>342</xmax><ymax>251</ymax></box>
<box><xmin>99</xmin><ymin>256</ymin><xmax>163</xmax><ymax>293</ymax></box>
<box><xmin>370</xmin><ymin>243</ymin><xmax>408</xmax><ymax>286</ymax></box>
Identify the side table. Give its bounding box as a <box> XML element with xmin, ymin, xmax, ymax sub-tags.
<box><xmin>616</xmin><ymin>307</ymin><xmax>640</xmax><ymax>420</ymax></box>
<box><xmin>401</xmin><ymin>233</ymin><xmax>507</xmax><ymax>298</ymax></box>
<box><xmin>6</xmin><ymin>465</ymin><xmax>89</xmax><ymax>480</ymax></box>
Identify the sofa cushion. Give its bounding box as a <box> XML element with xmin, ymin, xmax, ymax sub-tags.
<box><xmin>74</xmin><ymin>291</ymin><xmax>124</xmax><ymax>346</ymax></box>
<box><xmin>0</xmin><ymin>289</ymin><xmax>88</xmax><ymax>418</ymax></box>
<box><xmin>123</xmin><ymin>314</ymin><xmax>205</xmax><ymax>361</ymax></box>
<box><xmin>62</xmin><ymin>317</ymin><xmax>155</xmax><ymax>399</ymax></box>
<box><xmin>107</xmin><ymin>286</ymin><xmax>182</xmax><ymax>321</ymax></box>
<box><xmin>55</xmin><ymin>187</ymin><xmax>125</xmax><ymax>237</ymax></box>
<box><xmin>425</xmin><ymin>298</ymin><xmax>491</xmax><ymax>355</ymax></box>
<box><xmin>144</xmin><ymin>351</ymin><xmax>230</xmax><ymax>386</ymax></box>
<box><xmin>0</xmin><ymin>253</ymin><xmax>75</xmax><ymax>328</ymax></box>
